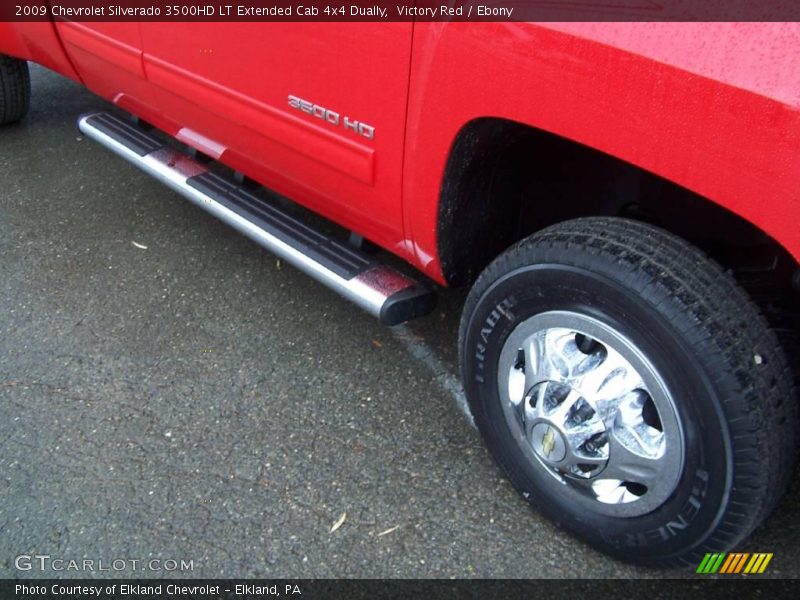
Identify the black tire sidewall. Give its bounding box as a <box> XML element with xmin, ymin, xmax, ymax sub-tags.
<box><xmin>462</xmin><ymin>263</ymin><xmax>733</xmax><ymax>563</ymax></box>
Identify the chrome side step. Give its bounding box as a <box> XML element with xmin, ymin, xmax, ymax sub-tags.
<box><xmin>78</xmin><ymin>112</ymin><xmax>436</xmax><ymax>325</ymax></box>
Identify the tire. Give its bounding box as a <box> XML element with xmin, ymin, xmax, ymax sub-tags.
<box><xmin>0</xmin><ymin>54</ymin><xmax>31</xmax><ymax>125</ymax></box>
<box><xmin>459</xmin><ymin>217</ymin><xmax>797</xmax><ymax>566</ymax></box>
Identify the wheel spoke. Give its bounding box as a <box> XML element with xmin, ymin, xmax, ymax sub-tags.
<box><xmin>526</xmin><ymin>382</ymin><xmax>549</xmax><ymax>421</ymax></box>
<box><xmin>530</xmin><ymin>329</ymin><xmax>588</xmax><ymax>384</ymax></box>
<box><xmin>546</xmin><ymin>387</ymin><xmax>582</xmax><ymax>425</ymax></box>
<box><xmin>564</xmin><ymin>419</ymin><xmax>606</xmax><ymax>451</ymax></box>
<box><xmin>527</xmin><ymin>332</ymin><xmax>554</xmax><ymax>384</ymax></box>
<box><xmin>576</xmin><ymin>349</ymin><xmax>645</xmax><ymax>421</ymax></box>
<box><xmin>602</xmin><ymin>429</ymin><xmax>662</xmax><ymax>484</ymax></box>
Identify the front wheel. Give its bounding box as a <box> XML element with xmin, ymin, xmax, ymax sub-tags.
<box><xmin>459</xmin><ymin>217</ymin><xmax>797</xmax><ymax>566</ymax></box>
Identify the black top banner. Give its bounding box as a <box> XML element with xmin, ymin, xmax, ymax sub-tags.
<box><xmin>3</xmin><ymin>0</ymin><xmax>800</xmax><ymax>22</ymax></box>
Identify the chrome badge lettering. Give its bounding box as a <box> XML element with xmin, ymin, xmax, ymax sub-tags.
<box><xmin>288</xmin><ymin>95</ymin><xmax>375</xmax><ymax>140</ymax></box>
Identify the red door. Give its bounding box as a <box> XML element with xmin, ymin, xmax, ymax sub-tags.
<box><xmin>48</xmin><ymin>14</ymin><xmax>153</xmax><ymax>116</ymax></box>
<box><xmin>138</xmin><ymin>23</ymin><xmax>414</xmax><ymax>254</ymax></box>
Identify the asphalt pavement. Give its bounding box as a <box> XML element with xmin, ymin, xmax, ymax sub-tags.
<box><xmin>1</xmin><ymin>65</ymin><xmax>799</xmax><ymax>579</ymax></box>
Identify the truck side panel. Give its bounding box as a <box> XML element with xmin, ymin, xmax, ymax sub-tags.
<box><xmin>0</xmin><ymin>21</ymin><xmax>80</xmax><ymax>83</ymax></box>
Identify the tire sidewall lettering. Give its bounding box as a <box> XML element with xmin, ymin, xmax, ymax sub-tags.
<box><xmin>474</xmin><ymin>295</ymin><xmax>518</xmax><ymax>384</ymax></box>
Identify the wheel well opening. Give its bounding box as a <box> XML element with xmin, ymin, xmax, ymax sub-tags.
<box><xmin>437</xmin><ymin>117</ymin><xmax>798</xmax><ymax>290</ymax></box>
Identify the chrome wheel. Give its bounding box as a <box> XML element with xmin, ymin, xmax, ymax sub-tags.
<box><xmin>498</xmin><ymin>310</ymin><xmax>684</xmax><ymax>517</ymax></box>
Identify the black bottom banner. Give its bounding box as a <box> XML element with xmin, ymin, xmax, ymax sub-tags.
<box><xmin>2</xmin><ymin>579</ymin><xmax>799</xmax><ymax>600</ymax></box>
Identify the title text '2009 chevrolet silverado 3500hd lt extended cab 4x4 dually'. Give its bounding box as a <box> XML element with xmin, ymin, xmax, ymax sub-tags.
<box><xmin>2</xmin><ymin>4</ymin><xmax>799</xmax><ymax>567</ymax></box>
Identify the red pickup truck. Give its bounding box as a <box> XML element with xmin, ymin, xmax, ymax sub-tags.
<box><xmin>2</xmin><ymin>18</ymin><xmax>798</xmax><ymax>567</ymax></box>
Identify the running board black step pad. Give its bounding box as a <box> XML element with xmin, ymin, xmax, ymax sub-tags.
<box><xmin>82</xmin><ymin>113</ymin><xmax>163</xmax><ymax>157</ymax></box>
<box><xmin>187</xmin><ymin>172</ymin><xmax>372</xmax><ymax>280</ymax></box>
<box><xmin>78</xmin><ymin>111</ymin><xmax>436</xmax><ymax>325</ymax></box>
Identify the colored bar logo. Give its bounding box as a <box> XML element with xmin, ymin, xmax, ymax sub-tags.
<box><xmin>696</xmin><ymin>552</ymin><xmax>773</xmax><ymax>574</ymax></box>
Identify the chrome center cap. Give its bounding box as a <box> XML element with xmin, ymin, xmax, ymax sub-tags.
<box><xmin>530</xmin><ymin>422</ymin><xmax>567</xmax><ymax>463</ymax></box>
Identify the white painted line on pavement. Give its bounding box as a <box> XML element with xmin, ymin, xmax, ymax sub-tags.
<box><xmin>390</xmin><ymin>324</ymin><xmax>476</xmax><ymax>429</ymax></box>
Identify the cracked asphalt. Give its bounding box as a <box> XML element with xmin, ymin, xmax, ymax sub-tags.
<box><xmin>1</xmin><ymin>65</ymin><xmax>799</xmax><ymax>579</ymax></box>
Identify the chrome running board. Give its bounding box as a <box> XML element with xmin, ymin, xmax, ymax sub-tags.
<box><xmin>78</xmin><ymin>112</ymin><xmax>436</xmax><ymax>325</ymax></box>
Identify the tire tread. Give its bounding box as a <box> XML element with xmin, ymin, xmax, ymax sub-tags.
<box><xmin>0</xmin><ymin>55</ymin><xmax>31</xmax><ymax>125</ymax></box>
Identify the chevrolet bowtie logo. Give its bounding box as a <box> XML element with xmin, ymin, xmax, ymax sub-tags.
<box><xmin>541</xmin><ymin>426</ymin><xmax>556</xmax><ymax>458</ymax></box>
